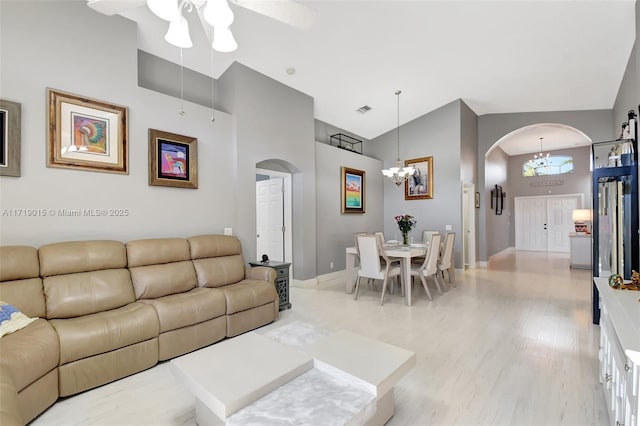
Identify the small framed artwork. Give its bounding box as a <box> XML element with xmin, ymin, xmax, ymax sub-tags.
<box><xmin>0</xmin><ymin>99</ymin><xmax>21</xmax><ymax>177</ymax></box>
<box><xmin>475</xmin><ymin>192</ymin><xmax>480</xmax><ymax>209</ymax></box>
<box><xmin>404</xmin><ymin>156</ymin><xmax>433</xmax><ymax>200</ymax></box>
<box><xmin>341</xmin><ymin>167</ymin><xmax>365</xmax><ymax>214</ymax></box>
<box><xmin>149</xmin><ymin>129</ymin><xmax>198</xmax><ymax>189</ymax></box>
<box><xmin>47</xmin><ymin>88</ymin><xmax>128</xmax><ymax>174</ymax></box>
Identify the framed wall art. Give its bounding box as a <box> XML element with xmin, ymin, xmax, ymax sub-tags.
<box><xmin>475</xmin><ymin>192</ymin><xmax>480</xmax><ymax>209</ymax></box>
<box><xmin>341</xmin><ymin>167</ymin><xmax>365</xmax><ymax>213</ymax></box>
<box><xmin>47</xmin><ymin>88</ymin><xmax>128</xmax><ymax>174</ymax></box>
<box><xmin>404</xmin><ymin>156</ymin><xmax>433</xmax><ymax>200</ymax></box>
<box><xmin>149</xmin><ymin>129</ymin><xmax>198</xmax><ymax>189</ymax></box>
<box><xmin>491</xmin><ymin>184</ymin><xmax>504</xmax><ymax>215</ymax></box>
<box><xmin>0</xmin><ymin>99</ymin><xmax>21</xmax><ymax>177</ymax></box>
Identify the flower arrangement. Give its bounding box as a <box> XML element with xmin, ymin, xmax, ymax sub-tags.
<box><xmin>395</xmin><ymin>214</ymin><xmax>417</xmax><ymax>245</ymax></box>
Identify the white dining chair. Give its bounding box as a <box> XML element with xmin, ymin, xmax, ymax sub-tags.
<box><xmin>438</xmin><ymin>232</ymin><xmax>456</xmax><ymax>288</ymax></box>
<box><xmin>354</xmin><ymin>234</ymin><xmax>402</xmax><ymax>305</ymax></box>
<box><xmin>409</xmin><ymin>233</ymin><xmax>443</xmax><ymax>300</ymax></box>
<box><xmin>422</xmin><ymin>230</ymin><xmax>440</xmax><ymax>244</ymax></box>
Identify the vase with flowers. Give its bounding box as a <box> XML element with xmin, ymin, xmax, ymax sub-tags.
<box><xmin>395</xmin><ymin>214</ymin><xmax>417</xmax><ymax>245</ymax></box>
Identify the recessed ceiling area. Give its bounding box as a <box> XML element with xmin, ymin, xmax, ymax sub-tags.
<box><xmin>111</xmin><ymin>1</ymin><xmax>636</xmax><ymax>147</ymax></box>
<box><xmin>491</xmin><ymin>123</ymin><xmax>593</xmax><ymax>157</ymax></box>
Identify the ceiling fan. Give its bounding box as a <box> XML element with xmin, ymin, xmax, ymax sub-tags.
<box><xmin>86</xmin><ymin>0</ymin><xmax>315</xmax><ymax>51</ymax></box>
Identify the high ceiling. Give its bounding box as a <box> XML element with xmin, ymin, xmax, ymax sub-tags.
<box><xmin>113</xmin><ymin>0</ymin><xmax>636</xmax><ymax>153</ymax></box>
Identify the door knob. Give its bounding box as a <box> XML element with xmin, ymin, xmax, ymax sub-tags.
<box><xmin>257</xmin><ymin>234</ymin><xmax>260</xmax><ymax>238</ymax></box>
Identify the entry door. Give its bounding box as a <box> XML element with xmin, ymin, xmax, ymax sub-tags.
<box><xmin>515</xmin><ymin>195</ymin><xmax>581</xmax><ymax>252</ymax></box>
<box><xmin>256</xmin><ymin>178</ymin><xmax>284</xmax><ymax>261</ymax></box>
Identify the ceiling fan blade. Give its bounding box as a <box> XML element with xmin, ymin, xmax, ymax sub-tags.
<box><xmin>87</xmin><ymin>0</ymin><xmax>147</xmax><ymax>16</ymax></box>
<box><xmin>231</xmin><ymin>0</ymin><xmax>315</xmax><ymax>30</ymax></box>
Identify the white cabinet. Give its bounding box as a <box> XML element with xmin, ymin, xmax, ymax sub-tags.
<box><xmin>595</xmin><ymin>278</ymin><xmax>640</xmax><ymax>426</ymax></box>
<box><xmin>569</xmin><ymin>233</ymin><xmax>591</xmax><ymax>269</ymax></box>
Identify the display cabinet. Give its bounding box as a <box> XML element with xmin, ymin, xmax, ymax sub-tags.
<box><xmin>591</xmin><ymin>111</ymin><xmax>639</xmax><ymax>324</ymax></box>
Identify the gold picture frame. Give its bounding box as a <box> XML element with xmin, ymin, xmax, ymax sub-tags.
<box><xmin>149</xmin><ymin>128</ymin><xmax>198</xmax><ymax>189</ymax></box>
<box><xmin>404</xmin><ymin>156</ymin><xmax>433</xmax><ymax>200</ymax></box>
<box><xmin>0</xmin><ymin>99</ymin><xmax>21</xmax><ymax>177</ymax></box>
<box><xmin>341</xmin><ymin>167</ymin><xmax>365</xmax><ymax>213</ymax></box>
<box><xmin>47</xmin><ymin>88</ymin><xmax>128</xmax><ymax>174</ymax></box>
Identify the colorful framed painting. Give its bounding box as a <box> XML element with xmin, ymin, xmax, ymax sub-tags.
<box><xmin>0</xmin><ymin>99</ymin><xmax>21</xmax><ymax>177</ymax></box>
<box><xmin>341</xmin><ymin>167</ymin><xmax>365</xmax><ymax>214</ymax></box>
<box><xmin>47</xmin><ymin>88</ymin><xmax>128</xmax><ymax>174</ymax></box>
<box><xmin>149</xmin><ymin>129</ymin><xmax>198</xmax><ymax>189</ymax></box>
<box><xmin>404</xmin><ymin>156</ymin><xmax>433</xmax><ymax>200</ymax></box>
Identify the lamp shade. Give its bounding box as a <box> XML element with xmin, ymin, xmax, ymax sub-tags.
<box><xmin>212</xmin><ymin>26</ymin><xmax>237</xmax><ymax>52</ymax></box>
<box><xmin>204</xmin><ymin>0</ymin><xmax>235</xmax><ymax>28</ymax></box>
<box><xmin>572</xmin><ymin>209</ymin><xmax>592</xmax><ymax>222</ymax></box>
<box><xmin>147</xmin><ymin>0</ymin><xmax>181</xmax><ymax>22</ymax></box>
<box><xmin>164</xmin><ymin>16</ymin><xmax>193</xmax><ymax>48</ymax></box>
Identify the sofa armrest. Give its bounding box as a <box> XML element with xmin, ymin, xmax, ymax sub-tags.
<box><xmin>0</xmin><ymin>366</ymin><xmax>23</xmax><ymax>426</ymax></box>
<box><xmin>245</xmin><ymin>266</ymin><xmax>276</xmax><ymax>284</ymax></box>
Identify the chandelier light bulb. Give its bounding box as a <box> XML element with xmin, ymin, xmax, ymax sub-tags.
<box><xmin>165</xmin><ymin>16</ymin><xmax>193</xmax><ymax>48</ymax></box>
<box><xmin>212</xmin><ymin>26</ymin><xmax>238</xmax><ymax>52</ymax></box>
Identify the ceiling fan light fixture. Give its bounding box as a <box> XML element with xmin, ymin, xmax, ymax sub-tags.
<box><xmin>147</xmin><ymin>0</ymin><xmax>181</xmax><ymax>22</ymax></box>
<box><xmin>212</xmin><ymin>26</ymin><xmax>237</xmax><ymax>52</ymax></box>
<box><xmin>204</xmin><ymin>0</ymin><xmax>234</xmax><ymax>28</ymax></box>
<box><xmin>165</xmin><ymin>16</ymin><xmax>193</xmax><ymax>48</ymax></box>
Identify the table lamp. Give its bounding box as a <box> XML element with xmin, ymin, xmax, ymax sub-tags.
<box><xmin>572</xmin><ymin>209</ymin><xmax>592</xmax><ymax>234</ymax></box>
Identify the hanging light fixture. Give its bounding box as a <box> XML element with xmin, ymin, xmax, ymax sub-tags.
<box><xmin>147</xmin><ymin>0</ymin><xmax>238</xmax><ymax>53</ymax></box>
<box><xmin>528</xmin><ymin>137</ymin><xmax>550</xmax><ymax>172</ymax></box>
<box><xmin>382</xmin><ymin>90</ymin><xmax>414</xmax><ymax>186</ymax></box>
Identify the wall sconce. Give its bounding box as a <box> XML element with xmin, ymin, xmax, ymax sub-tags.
<box><xmin>572</xmin><ymin>209</ymin><xmax>592</xmax><ymax>234</ymax></box>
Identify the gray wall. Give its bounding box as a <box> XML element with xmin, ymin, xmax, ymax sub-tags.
<box><xmin>460</xmin><ymin>100</ymin><xmax>479</xmax><ymax>259</ymax></box>
<box><xmin>217</xmin><ymin>62</ymin><xmax>317</xmax><ymax>280</ymax></box>
<box><xmin>0</xmin><ymin>1</ymin><xmax>236</xmax><ymax>246</ymax></box>
<box><xmin>612</xmin><ymin>0</ymin><xmax>640</xmax><ymax>137</ymax></box>
<box><xmin>485</xmin><ymin>147</ymin><xmax>510</xmax><ymax>257</ymax></box>
<box><xmin>507</xmin><ymin>146</ymin><xmax>591</xmax><ymax>245</ymax></box>
<box><xmin>477</xmin><ymin>109</ymin><xmax>613</xmax><ymax>260</ymax></box>
<box><xmin>369</xmin><ymin>99</ymin><xmax>465</xmax><ymax>265</ymax></box>
<box><xmin>315</xmin><ymin>142</ymin><xmax>383</xmax><ymax>275</ymax></box>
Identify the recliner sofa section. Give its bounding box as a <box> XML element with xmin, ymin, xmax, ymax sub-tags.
<box><xmin>0</xmin><ymin>235</ymin><xmax>279</xmax><ymax>425</ymax></box>
<box><xmin>126</xmin><ymin>237</ymin><xmax>227</xmax><ymax>360</ymax></box>
<box><xmin>0</xmin><ymin>246</ymin><xmax>59</xmax><ymax>425</ymax></box>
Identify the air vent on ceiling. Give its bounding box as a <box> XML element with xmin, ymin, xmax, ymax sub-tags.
<box><xmin>356</xmin><ymin>105</ymin><xmax>372</xmax><ymax>114</ymax></box>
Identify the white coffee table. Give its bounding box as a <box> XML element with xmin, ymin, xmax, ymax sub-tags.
<box><xmin>171</xmin><ymin>324</ymin><xmax>416</xmax><ymax>425</ymax></box>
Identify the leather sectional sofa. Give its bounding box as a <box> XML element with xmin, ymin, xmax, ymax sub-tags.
<box><xmin>0</xmin><ymin>234</ymin><xmax>278</xmax><ymax>425</ymax></box>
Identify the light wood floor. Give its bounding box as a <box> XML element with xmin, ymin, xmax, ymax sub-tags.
<box><xmin>32</xmin><ymin>250</ymin><xmax>608</xmax><ymax>426</ymax></box>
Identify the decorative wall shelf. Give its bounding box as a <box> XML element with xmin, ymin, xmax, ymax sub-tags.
<box><xmin>330</xmin><ymin>133</ymin><xmax>362</xmax><ymax>154</ymax></box>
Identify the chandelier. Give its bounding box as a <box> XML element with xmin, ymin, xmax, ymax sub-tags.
<box><xmin>147</xmin><ymin>0</ymin><xmax>238</xmax><ymax>52</ymax></box>
<box><xmin>528</xmin><ymin>137</ymin><xmax>550</xmax><ymax>171</ymax></box>
<box><xmin>382</xmin><ymin>90</ymin><xmax>414</xmax><ymax>186</ymax></box>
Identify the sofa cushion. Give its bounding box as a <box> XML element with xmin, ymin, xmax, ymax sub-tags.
<box><xmin>219</xmin><ymin>279</ymin><xmax>278</xmax><ymax>315</ymax></box>
<box><xmin>188</xmin><ymin>234</ymin><xmax>242</xmax><ymax>258</ymax></box>
<box><xmin>50</xmin><ymin>302</ymin><xmax>159</xmax><ymax>365</ymax></box>
<box><xmin>38</xmin><ymin>240</ymin><xmax>126</xmax><ymax>277</ymax></box>
<box><xmin>129</xmin><ymin>261</ymin><xmax>197</xmax><ymax>300</ymax></box>
<box><xmin>44</xmin><ymin>269</ymin><xmax>135</xmax><ymax>319</ymax></box>
<box><xmin>140</xmin><ymin>287</ymin><xmax>226</xmax><ymax>333</ymax></box>
<box><xmin>0</xmin><ymin>319</ymin><xmax>59</xmax><ymax>391</ymax></box>
<box><xmin>0</xmin><ymin>302</ymin><xmax>37</xmax><ymax>338</ymax></box>
<box><xmin>0</xmin><ymin>246</ymin><xmax>45</xmax><ymax>318</ymax></box>
<box><xmin>192</xmin><ymin>256</ymin><xmax>245</xmax><ymax>288</ymax></box>
<box><xmin>0</xmin><ymin>246</ymin><xmax>39</xmax><ymax>282</ymax></box>
<box><xmin>126</xmin><ymin>238</ymin><xmax>190</xmax><ymax>267</ymax></box>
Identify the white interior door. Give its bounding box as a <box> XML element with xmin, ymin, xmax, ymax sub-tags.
<box><xmin>515</xmin><ymin>195</ymin><xmax>583</xmax><ymax>253</ymax></box>
<box><xmin>256</xmin><ymin>177</ymin><xmax>284</xmax><ymax>261</ymax></box>
<box><xmin>462</xmin><ymin>182</ymin><xmax>476</xmax><ymax>269</ymax></box>
<box><xmin>546</xmin><ymin>197</ymin><xmax>579</xmax><ymax>252</ymax></box>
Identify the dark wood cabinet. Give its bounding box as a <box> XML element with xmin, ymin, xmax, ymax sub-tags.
<box><xmin>249</xmin><ymin>261</ymin><xmax>291</xmax><ymax>311</ymax></box>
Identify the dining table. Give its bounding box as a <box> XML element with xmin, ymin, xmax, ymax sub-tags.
<box><xmin>345</xmin><ymin>243</ymin><xmax>428</xmax><ymax>306</ymax></box>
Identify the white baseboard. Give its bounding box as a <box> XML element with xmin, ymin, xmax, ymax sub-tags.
<box><xmin>476</xmin><ymin>261</ymin><xmax>488</xmax><ymax>268</ymax></box>
<box><xmin>317</xmin><ymin>270</ymin><xmax>345</xmax><ymax>283</ymax></box>
<box><xmin>291</xmin><ymin>277</ymin><xmax>318</xmax><ymax>288</ymax></box>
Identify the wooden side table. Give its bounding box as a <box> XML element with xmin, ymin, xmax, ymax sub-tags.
<box><xmin>249</xmin><ymin>261</ymin><xmax>291</xmax><ymax>311</ymax></box>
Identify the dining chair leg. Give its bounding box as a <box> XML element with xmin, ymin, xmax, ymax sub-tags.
<box><xmin>420</xmin><ymin>275</ymin><xmax>432</xmax><ymax>300</ymax></box>
<box><xmin>380</xmin><ymin>275</ymin><xmax>390</xmax><ymax>305</ymax></box>
<box><xmin>448</xmin><ymin>267</ymin><xmax>457</xmax><ymax>287</ymax></box>
<box><xmin>439</xmin><ymin>270</ymin><xmax>449</xmax><ymax>291</ymax></box>
<box><xmin>399</xmin><ymin>276</ymin><xmax>405</xmax><ymax>297</ymax></box>
<box><xmin>433</xmin><ymin>273</ymin><xmax>443</xmax><ymax>295</ymax></box>
<box><xmin>354</xmin><ymin>276</ymin><xmax>361</xmax><ymax>300</ymax></box>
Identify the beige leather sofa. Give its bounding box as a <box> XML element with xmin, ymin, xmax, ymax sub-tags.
<box><xmin>0</xmin><ymin>235</ymin><xmax>278</xmax><ymax>425</ymax></box>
